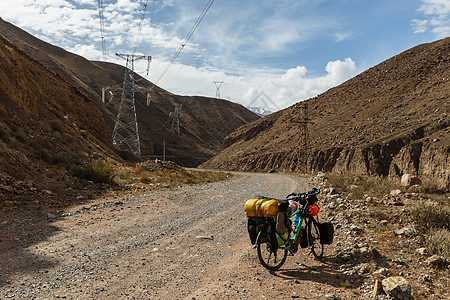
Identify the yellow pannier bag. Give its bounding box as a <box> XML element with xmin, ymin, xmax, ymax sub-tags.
<box><xmin>244</xmin><ymin>198</ymin><xmax>279</xmax><ymax>217</ymax></box>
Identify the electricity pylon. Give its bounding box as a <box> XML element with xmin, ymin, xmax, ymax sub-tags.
<box><xmin>102</xmin><ymin>53</ymin><xmax>151</xmax><ymax>155</ymax></box>
<box><xmin>169</xmin><ymin>104</ymin><xmax>182</xmax><ymax>135</ymax></box>
<box><xmin>288</xmin><ymin>103</ymin><xmax>311</xmax><ymax>173</ymax></box>
<box><xmin>295</xmin><ymin>103</ymin><xmax>311</xmax><ymax>173</ymax></box>
<box><xmin>213</xmin><ymin>81</ymin><xmax>224</xmax><ymax>98</ymax></box>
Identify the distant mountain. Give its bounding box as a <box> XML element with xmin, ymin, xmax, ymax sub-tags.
<box><xmin>0</xmin><ymin>17</ymin><xmax>259</xmax><ymax>167</ymax></box>
<box><xmin>247</xmin><ymin>106</ymin><xmax>273</xmax><ymax>117</ymax></box>
<box><xmin>202</xmin><ymin>37</ymin><xmax>450</xmax><ymax>189</ymax></box>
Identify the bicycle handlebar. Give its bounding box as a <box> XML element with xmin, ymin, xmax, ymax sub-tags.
<box><xmin>285</xmin><ymin>187</ymin><xmax>320</xmax><ymax>201</ymax></box>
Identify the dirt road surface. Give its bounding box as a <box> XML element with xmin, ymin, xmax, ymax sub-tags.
<box><xmin>1</xmin><ymin>172</ymin><xmax>353</xmax><ymax>299</ymax></box>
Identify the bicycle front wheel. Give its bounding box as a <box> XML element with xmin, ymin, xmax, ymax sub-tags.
<box><xmin>307</xmin><ymin>217</ymin><xmax>324</xmax><ymax>259</ymax></box>
<box><xmin>257</xmin><ymin>238</ymin><xmax>288</xmax><ymax>271</ymax></box>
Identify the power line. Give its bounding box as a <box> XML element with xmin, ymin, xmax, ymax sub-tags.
<box><xmin>155</xmin><ymin>0</ymin><xmax>215</xmax><ymax>84</ymax></box>
<box><xmin>133</xmin><ymin>0</ymin><xmax>150</xmax><ymax>55</ymax></box>
<box><xmin>97</xmin><ymin>0</ymin><xmax>106</xmax><ymax>57</ymax></box>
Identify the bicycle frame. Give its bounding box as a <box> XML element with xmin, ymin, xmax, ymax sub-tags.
<box><xmin>278</xmin><ymin>208</ymin><xmax>306</xmax><ymax>250</ymax></box>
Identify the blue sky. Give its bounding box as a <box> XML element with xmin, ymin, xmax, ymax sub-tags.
<box><xmin>0</xmin><ymin>0</ymin><xmax>448</xmax><ymax>109</ymax></box>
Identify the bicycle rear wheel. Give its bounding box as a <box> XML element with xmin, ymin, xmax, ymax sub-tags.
<box><xmin>257</xmin><ymin>239</ymin><xmax>288</xmax><ymax>271</ymax></box>
<box><xmin>307</xmin><ymin>217</ymin><xmax>324</xmax><ymax>259</ymax></box>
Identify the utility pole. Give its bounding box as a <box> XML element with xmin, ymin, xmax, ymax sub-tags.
<box><xmin>169</xmin><ymin>104</ymin><xmax>182</xmax><ymax>135</ymax></box>
<box><xmin>102</xmin><ymin>53</ymin><xmax>151</xmax><ymax>155</ymax></box>
<box><xmin>213</xmin><ymin>81</ymin><xmax>224</xmax><ymax>99</ymax></box>
<box><xmin>292</xmin><ymin>103</ymin><xmax>311</xmax><ymax>173</ymax></box>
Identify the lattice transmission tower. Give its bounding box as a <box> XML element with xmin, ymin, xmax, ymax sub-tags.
<box><xmin>102</xmin><ymin>53</ymin><xmax>151</xmax><ymax>155</ymax></box>
<box><xmin>213</xmin><ymin>81</ymin><xmax>224</xmax><ymax>98</ymax></box>
<box><xmin>169</xmin><ymin>104</ymin><xmax>182</xmax><ymax>135</ymax></box>
<box><xmin>294</xmin><ymin>103</ymin><xmax>311</xmax><ymax>173</ymax></box>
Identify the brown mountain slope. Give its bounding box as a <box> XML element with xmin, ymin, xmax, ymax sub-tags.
<box><xmin>0</xmin><ymin>18</ymin><xmax>259</xmax><ymax>166</ymax></box>
<box><xmin>0</xmin><ymin>33</ymin><xmax>116</xmax><ymax>204</ymax></box>
<box><xmin>202</xmin><ymin>37</ymin><xmax>450</xmax><ymax>189</ymax></box>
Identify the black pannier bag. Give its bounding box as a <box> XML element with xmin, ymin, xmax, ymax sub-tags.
<box><xmin>318</xmin><ymin>222</ymin><xmax>334</xmax><ymax>244</ymax></box>
<box><xmin>247</xmin><ymin>216</ymin><xmax>278</xmax><ymax>248</ymax></box>
<box><xmin>247</xmin><ymin>217</ymin><xmax>258</xmax><ymax>244</ymax></box>
<box><xmin>300</xmin><ymin>227</ymin><xmax>308</xmax><ymax>248</ymax></box>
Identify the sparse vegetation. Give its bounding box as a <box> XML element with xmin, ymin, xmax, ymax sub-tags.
<box><xmin>410</xmin><ymin>201</ymin><xmax>450</xmax><ymax>232</ymax></box>
<box><xmin>426</xmin><ymin>228</ymin><xmax>450</xmax><ymax>260</ymax></box>
<box><xmin>87</xmin><ymin>159</ymin><xmax>116</xmax><ymax>184</ymax></box>
<box><xmin>326</xmin><ymin>173</ymin><xmax>400</xmax><ymax>199</ymax></box>
<box><xmin>72</xmin><ymin>159</ymin><xmax>232</xmax><ymax>188</ymax></box>
<box><xmin>410</xmin><ymin>199</ymin><xmax>450</xmax><ymax>259</ymax></box>
<box><xmin>421</xmin><ymin>177</ymin><xmax>447</xmax><ymax>194</ymax></box>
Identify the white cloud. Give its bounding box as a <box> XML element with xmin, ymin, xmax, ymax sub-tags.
<box><xmin>146</xmin><ymin>57</ymin><xmax>357</xmax><ymax>110</ymax></box>
<box><xmin>413</xmin><ymin>0</ymin><xmax>450</xmax><ymax>38</ymax></box>
<box><xmin>0</xmin><ymin>0</ymin><xmax>358</xmax><ymax>111</ymax></box>
<box><xmin>67</xmin><ymin>44</ymin><xmax>104</xmax><ymax>61</ymax></box>
<box><xmin>411</xmin><ymin>19</ymin><xmax>429</xmax><ymax>33</ymax></box>
<box><xmin>334</xmin><ymin>32</ymin><xmax>352</xmax><ymax>42</ymax></box>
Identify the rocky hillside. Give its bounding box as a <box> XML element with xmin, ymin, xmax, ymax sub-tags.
<box><xmin>0</xmin><ymin>32</ymin><xmax>117</xmax><ymax>205</ymax></box>
<box><xmin>202</xmin><ymin>37</ymin><xmax>449</xmax><ymax>189</ymax></box>
<box><xmin>0</xmin><ymin>17</ymin><xmax>259</xmax><ymax>166</ymax></box>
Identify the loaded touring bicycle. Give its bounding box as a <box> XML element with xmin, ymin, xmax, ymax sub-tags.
<box><xmin>245</xmin><ymin>188</ymin><xmax>334</xmax><ymax>270</ymax></box>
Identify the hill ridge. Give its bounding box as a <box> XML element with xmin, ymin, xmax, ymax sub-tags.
<box><xmin>202</xmin><ymin>37</ymin><xmax>449</xmax><ymax>189</ymax></box>
<box><xmin>0</xmin><ymin>17</ymin><xmax>259</xmax><ymax>166</ymax></box>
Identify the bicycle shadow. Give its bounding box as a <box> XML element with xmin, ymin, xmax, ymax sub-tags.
<box><xmin>270</xmin><ymin>256</ymin><xmax>345</xmax><ymax>288</ymax></box>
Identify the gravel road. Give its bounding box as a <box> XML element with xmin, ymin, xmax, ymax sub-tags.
<box><xmin>0</xmin><ymin>172</ymin><xmax>352</xmax><ymax>299</ymax></box>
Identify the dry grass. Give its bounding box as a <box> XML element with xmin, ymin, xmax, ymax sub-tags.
<box><xmin>112</xmin><ymin>162</ymin><xmax>232</xmax><ymax>188</ymax></box>
<box><xmin>421</xmin><ymin>177</ymin><xmax>447</xmax><ymax>194</ymax></box>
<box><xmin>410</xmin><ymin>201</ymin><xmax>450</xmax><ymax>232</ymax></box>
<box><xmin>411</xmin><ymin>201</ymin><xmax>450</xmax><ymax>259</ymax></box>
<box><xmin>88</xmin><ymin>159</ymin><xmax>117</xmax><ymax>184</ymax></box>
<box><xmin>427</xmin><ymin>228</ymin><xmax>450</xmax><ymax>260</ymax></box>
<box><xmin>326</xmin><ymin>173</ymin><xmax>400</xmax><ymax>199</ymax></box>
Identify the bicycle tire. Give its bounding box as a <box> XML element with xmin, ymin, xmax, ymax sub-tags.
<box><xmin>256</xmin><ymin>233</ymin><xmax>288</xmax><ymax>271</ymax></box>
<box><xmin>307</xmin><ymin>217</ymin><xmax>324</xmax><ymax>259</ymax></box>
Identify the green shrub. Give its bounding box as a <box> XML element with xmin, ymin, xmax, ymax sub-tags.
<box><xmin>411</xmin><ymin>201</ymin><xmax>450</xmax><ymax>232</ymax></box>
<box><xmin>426</xmin><ymin>228</ymin><xmax>450</xmax><ymax>260</ymax></box>
<box><xmin>88</xmin><ymin>159</ymin><xmax>116</xmax><ymax>184</ymax></box>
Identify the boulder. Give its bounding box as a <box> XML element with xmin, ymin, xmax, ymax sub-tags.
<box><xmin>381</xmin><ymin>276</ymin><xmax>411</xmax><ymax>300</ymax></box>
<box><xmin>373</xmin><ymin>267</ymin><xmax>388</xmax><ymax>276</ymax></box>
<box><xmin>394</xmin><ymin>225</ymin><xmax>416</xmax><ymax>236</ymax></box>
<box><xmin>414</xmin><ymin>247</ymin><xmax>428</xmax><ymax>255</ymax></box>
<box><xmin>401</xmin><ymin>174</ymin><xmax>422</xmax><ymax>187</ymax></box>
<box><xmin>425</xmin><ymin>255</ymin><xmax>446</xmax><ymax>267</ymax></box>
<box><xmin>325</xmin><ymin>293</ymin><xmax>341</xmax><ymax>300</ymax></box>
<box><xmin>407</xmin><ymin>184</ymin><xmax>423</xmax><ymax>193</ymax></box>
<box><xmin>390</xmin><ymin>189</ymin><xmax>402</xmax><ymax>196</ymax></box>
